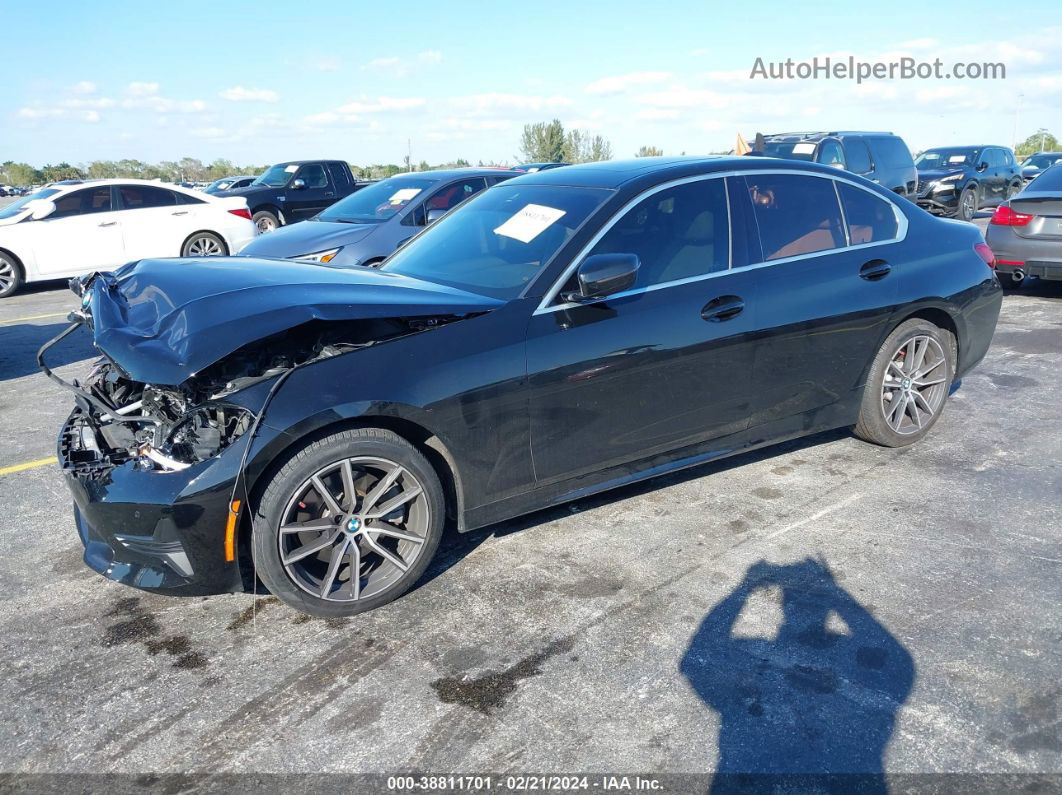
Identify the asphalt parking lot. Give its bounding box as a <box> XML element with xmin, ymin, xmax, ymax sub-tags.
<box><xmin>1</xmin><ymin>226</ymin><xmax>1059</xmax><ymax>787</ymax></box>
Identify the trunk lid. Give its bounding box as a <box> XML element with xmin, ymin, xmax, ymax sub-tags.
<box><xmin>1009</xmin><ymin>192</ymin><xmax>1062</xmax><ymax>239</ymax></box>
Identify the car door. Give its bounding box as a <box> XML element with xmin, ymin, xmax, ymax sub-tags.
<box><xmin>740</xmin><ymin>172</ymin><xmax>901</xmax><ymax>428</ymax></box>
<box><xmin>525</xmin><ymin>175</ymin><xmax>760</xmax><ymax>484</ymax></box>
<box><xmin>286</xmin><ymin>163</ymin><xmax>334</xmax><ymax>222</ymax></box>
<box><xmin>115</xmin><ymin>184</ymin><xmax>197</xmax><ymax>260</ymax></box>
<box><xmin>32</xmin><ymin>186</ymin><xmax>125</xmax><ymax>275</ymax></box>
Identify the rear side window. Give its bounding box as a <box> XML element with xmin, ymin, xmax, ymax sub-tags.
<box><xmin>866</xmin><ymin>137</ymin><xmax>914</xmax><ymax>169</ymax></box>
<box><xmin>843</xmin><ymin>139</ymin><xmax>873</xmax><ymax>174</ymax></box>
<box><xmin>585</xmin><ymin>177</ymin><xmax>730</xmax><ymax>287</ymax></box>
<box><xmin>327</xmin><ymin>163</ymin><xmax>351</xmax><ymax>188</ymax></box>
<box><xmin>744</xmin><ymin>174</ymin><xmax>846</xmax><ymax>261</ymax></box>
<box><xmin>838</xmin><ymin>183</ymin><xmax>899</xmax><ymax>244</ymax></box>
<box><xmin>175</xmin><ymin>191</ymin><xmax>204</xmax><ymax>205</ymax></box>
<box><xmin>50</xmin><ymin>187</ymin><xmax>113</xmax><ymax>219</ymax></box>
<box><xmin>119</xmin><ymin>185</ymin><xmax>177</xmax><ymax>209</ymax></box>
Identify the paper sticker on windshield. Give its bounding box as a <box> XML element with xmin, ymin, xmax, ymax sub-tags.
<box><xmin>285</xmin><ymin>164</ymin><xmax>299</xmax><ymax>173</ymax></box>
<box><xmin>388</xmin><ymin>188</ymin><xmax>422</xmax><ymax>204</ymax></box>
<box><xmin>494</xmin><ymin>204</ymin><xmax>567</xmax><ymax>243</ymax></box>
<box><xmin>948</xmin><ymin>155</ymin><xmax>967</xmax><ymax>163</ymax></box>
<box><xmin>793</xmin><ymin>142</ymin><xmax>816</xmax><ymax>154</ymax></box>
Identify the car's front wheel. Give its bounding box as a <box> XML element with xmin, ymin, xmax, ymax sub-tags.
<box><xmin>253</xmin><ymin>428</ymin><xmax>445</xmax><ymax>617</ymax></box>
<box><xmin>853</xmin><ymin>319</ymin><xmax>955</xmax><ymax>447</ymax></box>
<box><xmin>181</xmin><ymin>232</ymin><xmax>228</xmax><ymax>257</ymax></box>
<box><xmin>252</xmin><ymin>210</ymin><xmax>280</xmax><ymax>233</ymax></box>
<box><xmin>0</xmin><ymin>252</ymin><xmax>22</xmax><ymax>298</ymax></box>
<box><xmin>957</xmin><ymin>186</ymin><xmax>977</xmax><ymax>222</ymax></box>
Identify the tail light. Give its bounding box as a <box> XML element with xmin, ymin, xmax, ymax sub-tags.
<box><xmin>973</xmin><ymin>242</ymin><xmax>995</xmax><ymax>269</ymax></box>
<box><xmin>228</xmin><ymin>207</ymin><xmax>252</xmax><ymax>220</ymax></box>
<box><xmin>990</xmin><ymin>205</ymin><xmax>1034</xmax><ymax>226</ymax></box>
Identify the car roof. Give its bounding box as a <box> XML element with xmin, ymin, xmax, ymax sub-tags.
<box><xmin>763</xmin><ymin>131</ymin><xmax>896</xmax><ymax>142</ymax></box>
<box><xmin>272</xmin><ymin>159</ymin><xmax>347</xmax><ymax>166</ymax></box>
<box><xmin>505</xmin><ymin>155</ymin><xmax>850</xmax><ymax>189</ymax></box>
<box><xmin>386</xmin><ymin>167</ymin><xmax>522</xmax><ymax>182</ymax></box>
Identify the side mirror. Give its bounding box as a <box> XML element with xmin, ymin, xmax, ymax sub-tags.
<box><xmin>291</xmin><ymin>178</ymin><xmax>306</xmax><ymax>190</ymax></box>
<box><xmin>977</xmin><ymin>162</ymin><xmax>988</xmax><ymax>172</ymax></box>
<box><xmin>29</xmin><ymin>200</ymin><xmax>56</xmax><ymax>221</ymax></box>
<box><xmin>425</xmin><ymin>208</ymin><xmax>447</xmax><ymax>224</ymax></box>
<box><xmin>564</xmin><ymin>253</ymin><xmax>640</xmax><ymax>303</ymax></box>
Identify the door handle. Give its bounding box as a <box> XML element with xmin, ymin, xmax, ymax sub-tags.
<box><xmin>98</xmin><ymin>221</ymin><xmax>117</xmax><ymax>227</ymax></box>
<box><xmin>701</xmin><ymin>295</ymin><xmax>745</xmax><ymax>322</ymax></box>
<box><xmin>859</xmin><ymin>259</ymin><xmax>891</xmax><ymax>281</ymax></box>
<box><xmin>171</xmin><ymin>211</ymin><xmax>189</xmax><ymax>216</ymax></box>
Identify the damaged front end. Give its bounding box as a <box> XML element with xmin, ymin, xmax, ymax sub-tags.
<box><xmin>45</xmin><ymin>258</ymin><xmax>500</xmax><ymax>594</ymax></box>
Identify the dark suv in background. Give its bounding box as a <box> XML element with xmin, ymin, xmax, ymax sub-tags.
<box><xmin>1020</xmin><ymin>151</ymin><xmax>1062</xmax><ymax>183</ymax></box>
<box><xmin>914</xmin><ymin>146</ymin><xmax>1022</xmax><ymax>222</ymax></box>
<box><xmin>756</xmin><ymin>131</ymin><xmax>917</xmax><ymax>195</ymax></box>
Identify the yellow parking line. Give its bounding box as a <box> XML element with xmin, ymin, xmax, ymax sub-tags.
<box><xmin>0</xmin><ymin>312</ymin><xmax>69</xmax><ymax>325</ymax></box>
<box><xmin>0</xmin><ymin>456</ymin><xmax>57</xmax><ymax>476</ymax></box>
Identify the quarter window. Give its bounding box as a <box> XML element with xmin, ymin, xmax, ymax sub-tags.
<box><xmin>50</xmin><ymin>187</ymin><xmax>113</xmax><ymax>219</ymax></box>
<box><xmin>744</xmin><ymin>174</ymin><xmax>846</xmax><ymax>261</ymax></box>
<box><xmin>838</xmin><ymin>183</ymin><xmax>898</xmax><ymax>244</ymax></box>
<box><xmin>119</xmin><ymin>185</ymin><xmax>177</xmax><ymax>209</ymax></box>
<box><xmin>579</xmin><ymin>177</ymin><xmax>730</xmax><ymax>289</ymax></box>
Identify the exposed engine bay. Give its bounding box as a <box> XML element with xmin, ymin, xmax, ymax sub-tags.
<box><xmin>48</xmin><ymin>315</ymin><xmax>454</xmax><ymax>475</ymax></box>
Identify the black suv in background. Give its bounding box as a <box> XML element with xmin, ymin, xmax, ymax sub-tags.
<box><xmin>756</xmin><ymin>131</ymin><xmax>917</xmax><ymax>195</ymax></box>
<box><xmin>216</xmin><ymin>159</ymin><xmax>368</xmax><ymax>233</ymax></box>
<box><xmin>914</xmin><ymin>146</ymin><xmax>1023</xmax><ymax>222</ymax></box>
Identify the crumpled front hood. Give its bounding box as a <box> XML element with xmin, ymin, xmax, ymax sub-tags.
<box><xmin>239</xmin><ymin>220</ymin><xmax>377</xmax><ymax>258</ymax></box>
<box><xmin>84</xmin><ymin>257</ymin><xmax>503</xmax><ymax>385</ymax></box>
<box><xmin>917</xmin><ymin>168</ymin><xmax>965</xmax><ymax>181</ymax></box>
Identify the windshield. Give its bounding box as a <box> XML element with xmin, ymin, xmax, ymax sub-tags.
<box><xmin>205</xmin><ymin>178</ymin><xmax>235</xmax><ymax>194</ymax></box>
<box><xmin>762</xmin><ymin>141</ymin><xmax>817</xmax><ymax>161</ymax></box>
<box><xmin>318</xmin><ymin>177</ymin><xmax>436</xmax><ymax>224</ymax></box>
<box><xmin>253</xmin><ymin>164</ymin><xmax>296</xmax><ymax>188</ymax></box>
<box><xmin>1022</xmin><ymin>154</ymin><xmax>1062</xmax><ymax>169</ymax></box>
<box><xmin>382</xmin><ymin>184</ymin><xmax>612</xmax><ymax>300</ymax></box>
<box><xmin>0</xmin><ymin>188</ymin><xmax>60</xmax><ymax>220</ymax></box>
<box><xmin>1027</xmin><ymin>164</ymin><xmax>1062</xmax><ymax>191</ymax></box>
<box><xmin>916</xmin><ymin>149</ymin><xmax>978</xmax><ymax>169</ymax></box>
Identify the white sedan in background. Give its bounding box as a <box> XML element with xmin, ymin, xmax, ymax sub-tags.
<box><xmin>0</xmin><ymin>179</ymin><xmax>257</xmax><ymax>297</ymax></box>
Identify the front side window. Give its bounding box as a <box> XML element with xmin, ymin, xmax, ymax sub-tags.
<box><xmin>574</xmin><ymin>177</ymin><xmax>730</xmax><ymax>290</ymax></box>
<box><xmin>382</xmin><ymin>184</ymin><xmax>611</xmax><ymax>300</ymax></box>
<box><xmin>298</xmin><ymin>164</ymin><xmax>329</xmax><ymax>189</ymax></box>
<box><xmin>838</xmin><ymin>183</ymin><xmax>899</xmax><ymax>244</ymax></box>
<box><xmin>744</xmin><ymin>174</ymin><xmax>846</xmax><ymax>261</ymax></box>
<box><xmin>119</xmin><ymin>185</ymin><xmax>177</xmax><ymax>209</ymax></box>
<box><xmin>843</xmin><ymin>139</ymin><xmax>873</xmax><ymax>174</ymax></box>
<box><xmin>405</xmin><ymin>178</ymin><xmax>488</xmax><ymax>226</ymax></box>
<box><xmin>49</xmin><ymin>187</ymin><xmax>113</xmax><ymax>219</ymax></box>
<box><xmin>817</xmin><ymin>140</ymin><xmax>846</xmax><ymax>168</ymax></box>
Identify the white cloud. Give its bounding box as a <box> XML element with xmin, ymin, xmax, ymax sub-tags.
<box><xmin>689</xmin><ymin>48</ymin><xmax>709</xmax><ymax>57</ymax></box>
<box><xmin>310</xmin><ymin>57</ymin><xmax>340</xmax><ymax>72</ymax></box>
<box><xmin>190</xmin><ymin>127</ymin><xmax>228</xmax><ymax>139</ymax></box>
<box><xmin>220</xmin><ymin>85</ymin><xmax>280</xmax><ymax>103</ymax></box>
<box><xmin>337</xmin><ymin>96</ymin><xmax>426</xmax><ymax>114</ymax></box>
<box><xmin>83</xmin><ymin>110</ymin><xmax>101</xmax><ymax>123</ymax></box>
<box><xmin>417</xmin><ymin>49</ymin><xmax>443</xmax><ymax>63</ymax></box>
<box><xmin>70</xmin><ymin>80</ymin><xmax>97</xmax><ymax>94</ymax></box>
<box><xmin>585</xmin><ymin>71</ymin><xmax>672</xmax><ymax>96</ymax></box>
<box><xmin>451</xmin><ymin>93</ymin><xmax>572</xmax><ymax>116</ymax></box>
<box><xmin>366</xmin><ymin>56</ymin><xmax>401</xmax><ymax>70</ymax></box>
<box><xmin>126</xmin><ymin>81</ymin><xmax>159</xmax><ymax>97</ymax></box>
<box><xmin>363</xmin><ymin>50</ymin><xmax>444</xmax><ymax>77</ymax></box>
<box><xmin>62</xmin><ymin>96</ymin><xmax>116</xmax><ymax>110</ymax></box>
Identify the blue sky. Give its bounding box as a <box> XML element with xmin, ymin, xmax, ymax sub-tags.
<box><xmin>3</xmin><ymin>0</ymin><xmax>1061</xmax><ymax>166</ymax></box>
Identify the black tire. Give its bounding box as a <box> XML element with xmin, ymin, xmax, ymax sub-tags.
<box><xmin>252</xmin><ymin>428</ymin><xmax>445</xmax><ymax>617</ymax></box>
<box><xmin>956</xmin><ymin>187</ymin><xmax>977</xmax><ymax>222</ymax></box>
<box><xmin>252</xmin><ymin>209</ymin><xmax>280</xmax><ymax>234</ymax></box>
<box><xmin>180</xmin><ymin>231</ymin><xmax>228</xmax><ymax>257</ymax></box>
<box><xmin>0</xmin><ymin>251</ymin><xmax>22</xmax><ymax>298</ymax></box>
<box><xmin>853</xmin><ymin>319</ymin><xmax>955</xmax><ymax>448</ymax></box>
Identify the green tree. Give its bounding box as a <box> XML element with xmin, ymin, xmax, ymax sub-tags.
<box><xmin>0</xmin><ymin>162</ymin><xmax>40</xmax><ymax>185</ymax></box>
<box><xmin>40</xmin><ymin>162</ymin><xmax>84</xmax><ymax>181</ymax></box>
<box><xmin>519</xmin><ymin>119</ymin><xmax>567</xmax><ymax>163</ymax></box>
<box><xmin>636</xmin><ymin>145</ymin><xmax>664</xmax><ymax>157</ymax></box>
<box><xmin>1015</xmin><ymin>128</ymin><xmax>1058</xmax><ymax>158</ymax></box>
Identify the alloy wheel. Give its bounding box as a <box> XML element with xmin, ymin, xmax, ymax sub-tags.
<box><xmin>256</xmin><ymin>217</ymin><xmax>276</xmax><ymax>233</ymax></box>
<box><xmin>960</xmin><ymin>191</ymin><xmax>975</xmax><ymax>221</ymax></box>
<box><xmin>186</xmin><ymin>235</ymin><xmax>224</xmax><ymax>256</ymax></box>
<box><xmin>0</xmin><ymin>258</ymin><xmax>14</xmax><ymax>294</ymax></box>
<box><xmin>277</xmin><ymin>456</ymin><xmax>430</xmax><ymax>602</ymax></box>
<box><xmin>880</xmin><ymin>335</ymin><xmax>948</xmax><ymax>435</ymax></box>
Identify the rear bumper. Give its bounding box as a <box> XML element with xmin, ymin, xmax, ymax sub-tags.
<box><xmin>60</xmin><ymin>409</ymin><xmax>247</xmax><ymax>596</ymax></box>
<box><xmin>984</xmin><ymin>225</ymin><xmax>1062</xmax><ymax>281</ymax></box>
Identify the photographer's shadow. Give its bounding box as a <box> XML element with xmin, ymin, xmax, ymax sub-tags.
<box><xmin>680</xmin><ymin>559</ymin><xmax>915</xmax><ymax>794</ymax></box>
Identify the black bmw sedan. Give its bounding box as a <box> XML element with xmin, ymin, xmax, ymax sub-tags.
<box><xmin>43</xmin><ymin>157</ymin><xmax>1002</xmax><ymax>617</ymax></box>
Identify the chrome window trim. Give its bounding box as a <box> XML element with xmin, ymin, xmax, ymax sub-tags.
<box><xmin>534</xmin><ymin>168</ymin><xmax>908</xmax><ymax>315</ymax></box>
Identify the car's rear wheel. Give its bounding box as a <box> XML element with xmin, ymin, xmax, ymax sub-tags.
<box><xmin>957</xmin><ymin>187</ymin><xmax>977</xmax><ymax>222</ymax></box>
<box><xmin>252</xmin><ymin>210</ymin><xmax>280</xmax><ymax>233</ymax></box>
<box><xmin>181</xmin><ymin>232</ymin><xmax>228</xmax><ymax>257</ymax></box>
<box><xmin>853</xmin><ymin>319</ymin><xmax>955</xmax><ymax>448</ymax></box>
<box><xmin>0</xmin><ymin>252</ymin><xmax>23</xmax><ymax>298</ymax></box>
<box><xmin>253</xmin><ymin>428</ymin><xmax>445</xmax><ymax>617</ymax></box>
